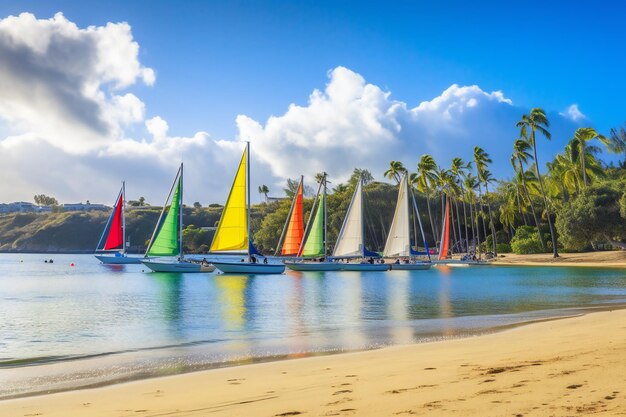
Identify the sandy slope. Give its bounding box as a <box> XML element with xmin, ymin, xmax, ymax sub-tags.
<box><xmin>2</xmin><ymin>309</ymin><xmax>625</xmax><ymax>417</ymax></box>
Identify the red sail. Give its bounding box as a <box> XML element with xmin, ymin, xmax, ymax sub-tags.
<box><xmin>104</xmin><ymin>193</ymin><xmax>124</xmax><ymax>250</ymax></box>
<box><xmin>438</xmin><ymin>197</ymin><xmax>450</xmax><ymax>260</ymax></box>
<box><xmin>281</xmin><ymin>181</ymin><xmax>304</xmax><ymax>255</ymax></box>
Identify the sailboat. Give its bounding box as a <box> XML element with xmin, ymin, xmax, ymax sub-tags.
<box><xmin>285</xmin><ymin>173</ymin><xmax>341</xmax><ymax>271</ymax></box>
<box><xmin>333</xmin><ymin>176</ymin><xmax>389</xmax><ymax>271</ymax></box>
<box><xmin>433</xmin><ymin>196</ymin><xmax>487</xmax><ymax>266</ymax></box>
<box><xmin>140</xmin><ymin>164</ymin><xmax>215</xmax><ymax>273</ymax></box>
<box><xmin>94</xmin><ymin>182</ymin><xmax>141</xmax><ymax>264</ymax></box>
<box><xmin>384</xmin><ymin>174</ymin><xmax>432</xmax><ymax>271</ymax></box>
<box><xmin>210</xmin><ymin>143</ymin><xmax>286</xmax><ymax>274</ymax></box>
<box><xmin>275</xmin><ymin>176</ymin><xmax>305</xmax><ymax>257</ymax></box>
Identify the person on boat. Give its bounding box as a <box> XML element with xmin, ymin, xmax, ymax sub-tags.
<box><xmin>367</xmin><ymin>257</ymin><xmax>374</xmax><ymax>264</ymax></box>
<box><xmin>202</xmin><ymin>258</ymin><xmax>209</xmax><ymax>266</ymax></box>
<box><xmin>394</xmin><ymin>259</ymin><xmax>400</xmax><ymax>264</ymax></box>
<box><xmin>250</xmin><ymin>255</ymin><xmax>257</xmax><ymax>263</ymax></box>
<box><xmin>263</xmin><ymin>258</ymin><xmax>268</xmax><ymax>264</ymax></box>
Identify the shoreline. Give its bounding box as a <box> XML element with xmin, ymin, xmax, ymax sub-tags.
<box><xmin>3</xmin><ymin>304</ymin><xmax>625</xmax><ymax>401</ymax></box>
<box><xmin>491</xmin><ymin>251</ymin><xmax>626</xmax><ymax>268</ymax></box>
<box><xmin>2</xmin><ymin>308</ymin><xmax>625</xmax><ymax>416</ymax></box>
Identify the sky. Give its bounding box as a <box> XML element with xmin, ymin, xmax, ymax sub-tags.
<box><xmin>0</xmin><ymin>1</ymin><xmax>625</xmax><ymax>205</ymax></box>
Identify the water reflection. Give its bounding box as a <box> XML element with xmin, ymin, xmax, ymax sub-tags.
<box><xmin>387</xmin><ymin>273</ymin><xmax>413</xmax><ymax>343</ymax></box>
<box><xmin>215</xmin><ymin>275</ymin><xmax>249</xmax><ymax>331</ymax></box>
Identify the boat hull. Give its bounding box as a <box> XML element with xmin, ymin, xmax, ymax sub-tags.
<box><xmin>433</xmin><ymin>260</ymin><xmax>490</xmax><ymax>267</ymax></box>
<box><xmin>212</xmin><ymin>261</ymin><xmax>285</xmax><ymax>275</ymax></box>
<box><xmin>284</xmin><ymin>261</ymin><xmax>341</xmax><ymax>271</ymax></box>
<box><xmin>389</xmin><ymin>262</ymin><xmax>432</xmax><ymax>271</ymax></box>
<box><xmin>337</xmin><ymin>263</ymin><xmax>389</xmax><ymax>271</ymax></box>
<box><xmin>95</xmin><ymin>254</ymin><xmax>142</xmax><ymax>264</ymax></box>
<box><xmin>140</xmin><ymin>259</ymin><xmax>215</xmax><ymax>273</ymax></box>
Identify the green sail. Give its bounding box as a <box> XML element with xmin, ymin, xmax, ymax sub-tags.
<box><xmin>302</xmin><ymin>193</ymin><xmax>325</xmax><ymax>257</ymax></box>
<box><xmin>147</xmin><ymin>179</ymin><xmax>181</xmax><ymax>257</ymax></box>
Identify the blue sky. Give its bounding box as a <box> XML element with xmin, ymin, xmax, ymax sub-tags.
<box><xmin>0</xmin><ymin>1</ymin><xmax>625</xmax><ymax>203</ymax></box>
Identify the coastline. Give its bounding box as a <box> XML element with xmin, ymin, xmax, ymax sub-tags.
<box><xmin>2</xmin><ymin>308</ymin><xmax>624</xmax><ymax>416</ymax></box>
<box><xmin>493</xmin><ymin>251</ymin><xmax>626</xmax><ymax>268</ymax></box>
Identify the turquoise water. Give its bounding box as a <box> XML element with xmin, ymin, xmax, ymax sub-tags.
<box><xmin>1</xmin><ymin>253</ymin><xmax>625</xmax><ymax>398</ymax></box>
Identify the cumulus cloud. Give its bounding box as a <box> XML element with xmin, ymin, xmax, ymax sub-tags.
<box><xmin>238</xmin><ymin>67</ymin><xmax>578</xmax><ymax>186</ymax></box>
<box><xmin>0</xmin><ymin>13</ymin><xmax>583</xmax><ymax>207</ymax></box>
<box><xmin>0</xmin><ymin>12</ymin><xmax>154</xmax><ymax>153</ymax></box>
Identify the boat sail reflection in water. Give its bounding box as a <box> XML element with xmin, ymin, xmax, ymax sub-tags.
<box><xmin>210</xmin><ymin>142</ymin><xmax>286</xmax><ymax>274</ymax></box>
<box><xmin>140</xmin><ymin>164</ymin><xmax>215</xmax><ymax>273</ymax></box>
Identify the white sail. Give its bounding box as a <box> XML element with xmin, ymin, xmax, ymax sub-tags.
<box><xmin>383</xmin><ymin>174</ymin><xmax>411</xmax><ymax>257</ymax></box>
<box><xmin>333</xmin><ymin>179</ymin><xmax>364</xmax><ymax>257</ymax></box>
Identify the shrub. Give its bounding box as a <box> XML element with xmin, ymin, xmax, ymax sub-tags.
<box><xmin>510</xmin><ymin>225</ymin><xmax>549</xmax><ymax>254</ymax></box>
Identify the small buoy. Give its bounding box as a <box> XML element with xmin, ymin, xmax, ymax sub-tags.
<box><xmin>70</xmin><ymin>263</ymin><xmax>75</xmax><ymax>267</ymax></box>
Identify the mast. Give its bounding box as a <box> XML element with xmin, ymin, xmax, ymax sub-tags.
<box><xmin>359</xmin><ymin>175</ymin><xmax>365</xmax><ymax>258</ymax></box>
<box><xmin>179</xmin><ymin>163</ymin><xmax>184</xmax><ymax>260</ymax></box>
<box><xmin>323</xmin><ymin>173</ymin><xmax>328</xmax><ymax>257</ymax></box>
<box><xmin>246</xmin><ymin>142</ymin><xmax>251</xmax><ymax>261</ymax></box>
<box><xmin>122</xmin><ymin>181</ymin><xmax>126</xmax><ymax>254</ymax></box>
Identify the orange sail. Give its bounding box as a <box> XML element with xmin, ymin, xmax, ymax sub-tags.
<box><xmin>281</xmin><ymin>181</ymin><xmax>304</xmax><ymax>255</ymax></box>
<box><xmin>438</xmin><ymin>197</ymin><xmax>450</xmax><ymax>260</ymax></box>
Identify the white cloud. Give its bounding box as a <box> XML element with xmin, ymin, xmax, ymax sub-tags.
<box><xmin>0</xmin><ymin>13</ymin><xmax>583</xmax><ymax>206</ymax></box>
<box><xmin>0</xmin><ymin>12</ymin><xmax>155</xmax><ymax>153</ymax></box>
<box><xmin>237</xmin><ymin>67</ymin><xmax>543</xmax><ymax>187</ymax></box>
<box><xmin>561</xmin><ymin>104</ymin><xmax>586</xmax><ymax>122</ymax></box>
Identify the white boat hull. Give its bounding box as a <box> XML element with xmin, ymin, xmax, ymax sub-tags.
<box><xmin>389</xmin><ymin>262</ymin><xmax>432</xmax><ymax>271</ymax></box>
<box><xmin>284</xmin><ymin>261</ymin><xmax>341</xmax><ymax>271</ymax></box>
<box><xmin>337</xmin><ymin>262</ymin><xmax>389</xmax><ymax>271</ymax></box>
<box><xmin>140</xmin><ymin>259</ymin><xmax>216</xmax><ymax>273</ymax></box>
<box><xmin>433</xmin><ymin>260</ymin><xmax>490</xmax><ymax>267</ymax></box>
<box><xmin>212</xmin><ymin>261</ymin><xmax>285</xmax><ymax>275</ymax></box>
<box><xmin>95</xmin><ymin>254</ymin><xmax>142</xmax><ymax>264</ymax></box>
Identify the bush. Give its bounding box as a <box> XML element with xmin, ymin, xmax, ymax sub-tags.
<box><xmin>510</xmin><ymin>225</ymin><xmax>549</xmax><ymax>254</ymax></box>
<box><xmin>496</xmin><ymin>243</ymin><xmax>512</xmax><ymax>253</ymax></box>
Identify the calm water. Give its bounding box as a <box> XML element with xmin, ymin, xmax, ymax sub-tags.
<box><xmin>1</xmin><ymin>253</ymin><xmax>625</xmax><ymax>398</ymax></box>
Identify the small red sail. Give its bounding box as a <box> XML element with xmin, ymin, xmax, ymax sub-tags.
<box><xmin>438</xmin><ymin>197</ymin><xmax>450</xmax><ymax>260</ymax></box>
<box><xmin>282</xmin><ymin>181</ymin><xmax>304</xmax><ymax>255</ymax></box>
<box><xmin>104</xmin><ymin>193</ymin><xmax>124</xmax><ymax>250</ymax></box>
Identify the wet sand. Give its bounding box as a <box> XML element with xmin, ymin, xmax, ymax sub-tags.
<box><xmin>1</xmin><ymin>309</ymin><xmax>624</xmax><ymax>416</ymax></box>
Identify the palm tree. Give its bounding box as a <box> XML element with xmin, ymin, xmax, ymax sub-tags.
<box><xmin>609</xmin><ymin>123</ymin><xmax>626</xmax><ymax>165</ymax></box>
<box><xmin>572</xmin><ymin>127</ymin><xmax>608</xmax><ymax>187</ymax></box>
<box><xmin>517</xmin><ymin>108</ymin><xmax>558</xmax><ymax>257</ymax></box>
<box><xmin>511</xmin><ymin>138</ymin><xmax>546</xmax><ymax>251</ymax></box>
<box><xmin>384</xmin><ymin>161</ymin><xmax>407</xmax><ymax>184</ymax></box>
<box><xmin>258</xmin><ymin>184</ymin><xmax>270</xmax><ymax>202</ymax></box>
<box><xmin>473</xmin><ymin>146</ymin><xmax>497</xmax><ymax>255</ymax></box>
<box><xmin>416</xmin><ymin>155</ymin><xmax>439</xmax><ymax>243</ymax></box>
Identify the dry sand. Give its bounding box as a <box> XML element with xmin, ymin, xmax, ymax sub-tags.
<box><xmin>2</xmin><ymin>309</ymin><xmax>625</xmax><ymax>416</ymax></box>
<box><xmin>494</xmin><ymin>251</ymin><xmax>626</xmax><ymax>268</ymax></box>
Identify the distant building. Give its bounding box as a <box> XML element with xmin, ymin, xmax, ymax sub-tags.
<box><xmin>0</xmin><ymin>202</ymin><xmax>41</xmax><ymax>213</ymax></box>
<box><xmin>62</xmin><ymin>202</ymin><xmax>109</xmax><ymax>212</ymax></box>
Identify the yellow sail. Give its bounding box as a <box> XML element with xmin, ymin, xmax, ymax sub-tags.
<box><xmin>210</xmin><ymin>147</ymin><xmax>248</xmax><ymax>252</ymax></box>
